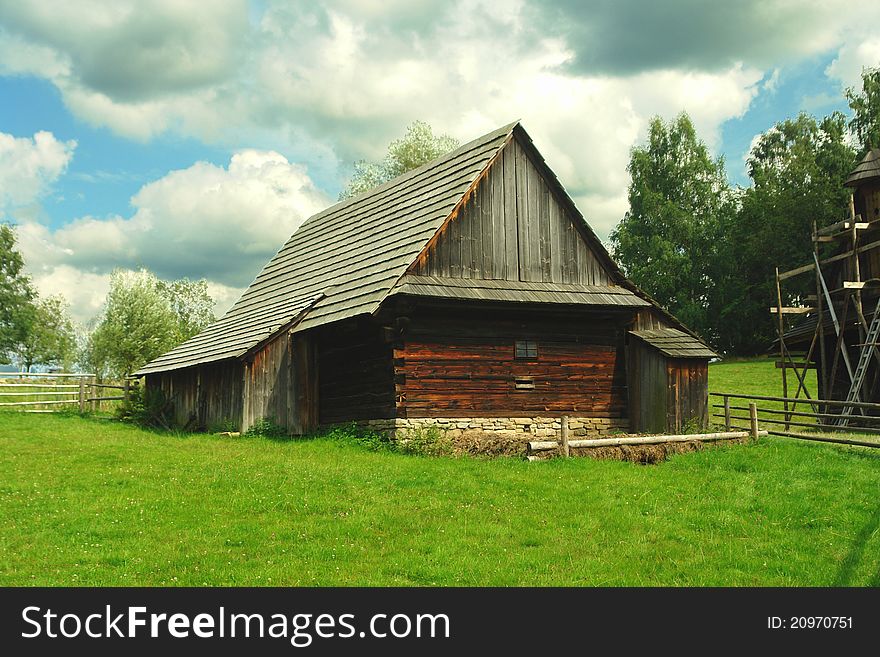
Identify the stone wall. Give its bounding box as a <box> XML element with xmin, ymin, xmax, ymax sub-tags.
<box><xmin>353</xmin><ymin>416</ymin><xmax>629</xmax><ymax>440</ymax></box>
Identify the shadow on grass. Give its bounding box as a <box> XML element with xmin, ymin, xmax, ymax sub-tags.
<box><xmin>832</xmin><ymin>503</ymin><xmax>880</xmax><ymax>586</ymax></box>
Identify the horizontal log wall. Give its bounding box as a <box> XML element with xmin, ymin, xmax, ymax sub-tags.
<box><xmin>395</xmin><ymin>308</ymin><xmax>628</xmax><ymax>418</ymax></box>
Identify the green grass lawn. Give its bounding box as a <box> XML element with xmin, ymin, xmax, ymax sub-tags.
<box><xmin>2</xmin><ymin>363</ymin><xmax>880</xmax><ymax>586</ymax></box>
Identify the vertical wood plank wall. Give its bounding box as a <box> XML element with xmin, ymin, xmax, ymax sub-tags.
<box><xmin>665</xmin><ymin>358</ymin><xmax>709</xmax><ymax>432</ymax></box>
<box><xmin>412</xmin><ymin>137</ymin><xmax>611</xmax><ymax>285</ymax></box>
<box><xmin>395</xmin><ymin>307</ymin><xmax>629</xmax><ymax>418</ymax></box>
<box><xmin>627</xmin><ymin>339</ymin><xmax>709</xmax><ymax>433</ymax></box>
<box><xmin>626</xmin><ymin>340</ymin><xmax>667</xmax><ymax>433</ymax></box>
<box><xmin>147</xmin><ymin>359</ymin><xmax>243</xmax><ymax>430</ymax></box>
<box><xmin>242</xmin><ymin>334</ymin><xmax>292</xmax><ymax>432</ymax></box>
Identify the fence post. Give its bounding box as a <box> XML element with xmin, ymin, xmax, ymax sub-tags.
<box><xmin>561</xmin><ymin>415</ymin><xmax>570</xmax><ymax>458</ymax></box>
<box><xmin>78</xmin><ymin>376</ymin><xmax>85</xmax><ymax>413</ymax></box>
<box><xmin>749</xmin><ymin>403</ymin><xmax>759</xmax><ymax>440</ymax></box>
<box><xmin>723</xmin><ymin>395</ymin><xmax>731</xmax><ymax>431</ymax></box>
<box><xmin>90</xmin><ymin>376</ymin><xmax>97</xmax><ymax>412</ymax></box>
<box><xmin>123</xmin><ymin>378</ymin><xmax>130</xmax><ymax>403</ymax></box>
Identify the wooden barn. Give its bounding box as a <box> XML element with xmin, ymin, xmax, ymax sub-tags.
<box><xmin>136</xmin><ymin>122</ymin><xmax>715</xmax><ymax>439</ymax></box>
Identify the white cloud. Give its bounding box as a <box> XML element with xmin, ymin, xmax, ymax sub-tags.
<box><xmin>9</xmin><ymin>0</ymin><xmax>879</xmax><ymax>323</ymax></box>
<box><xmin>0</xmin><ymin>130</ymin><xmax>76</xmax><ymax>211</ymax></box>
<box><xmin>827</xmin><ymin>37</ymin><xmax>880</xmax><ymax>89</ymax></box>
<box><xmin>18</xmin><ymin>150</ymin><xmax>330</xmax><ymax>323</ymax></box>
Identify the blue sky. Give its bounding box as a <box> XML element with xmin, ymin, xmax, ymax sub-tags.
<box><xmin>0</xmin><ymin>1</ymin><xmax>878</xmax><ymax>324</ymax></box>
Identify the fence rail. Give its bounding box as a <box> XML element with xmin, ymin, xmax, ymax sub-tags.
<box><xmin>0</xmin><ymin>374</ymin><xmax>134</xmax><ymax>413</ymax></box>
<box><xmin>711</xmin><ymin>391</ymin><xmax>880</xmax><ymax>449</ymax></box>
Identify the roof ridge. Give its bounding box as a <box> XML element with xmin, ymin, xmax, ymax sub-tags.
<box><xmin>302</xmin><ymin>121</ymin><xmax>519</xmax><ymax>228</ymax></box>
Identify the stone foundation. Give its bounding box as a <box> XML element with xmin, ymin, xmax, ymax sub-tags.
<box><xmin>354</xmin><ymin>416</ymin><xmax>629</xmax><ymax>440</ymax></box>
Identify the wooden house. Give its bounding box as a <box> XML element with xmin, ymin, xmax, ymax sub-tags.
<box><xmin>136</xmin><ymin>122</ymin><xmax>715</xmax><ymax>439</ymax></box>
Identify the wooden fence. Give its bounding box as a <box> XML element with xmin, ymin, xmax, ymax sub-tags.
<box><xmin>0</xmin><ymin>372</ymin><xmax>134</xmax><ymax>413</ymax></box>
<box><xmin>525</xmin><ymin>414</ymin><xmax>766</xmax><ymax>459</ymax></box>
<box><xmin>711</xmin><ymin>392</ymin><xmax>880</xmax><ymax>449</ymax></box>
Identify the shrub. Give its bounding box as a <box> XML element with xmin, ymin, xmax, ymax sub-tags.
<box><xmin>245</xmin><ymin>417</ymin><xmax>288</xmax><ymax>438</ymax></box>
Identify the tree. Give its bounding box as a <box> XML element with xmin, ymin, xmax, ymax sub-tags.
<box><xmin>11</xmin><ymin>295</ymin><xmax>77</xmax><ymax>372</ymax></box>
<box><xmin>339</xmin><ymin>121</ymin><xmax>460</xmax><ymax>199</ymax></box>
<box><xmin>156</xmin><ymin>278</ymin><xmax>215</xmax><ymax>343</ymax></box>
<box><xmin>846</xmin><ymin>66</ymin><xmax>880</xmax><ymax>156</ymax></box>
<box><xmin>716</xmin><ymin>112</ymin><xmax>856</xmax><ymax>354</ymax></box>
<box><xmin>610</xmin><ymin>113</ymin><xmax>733</xmax><ymax>344</ymax></box>
<box><xmin>0</xmin><ymin>224</ymin><xmax>37</xmax><ymax>363</ymax></box>
<box><xmin>87</xmin><ymin>269</ymin><xmax>215</xmax><ymax>378</ymax></box>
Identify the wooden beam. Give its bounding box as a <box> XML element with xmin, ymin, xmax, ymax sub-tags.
<box><xmin>775</xmin><ymin>361</ymin><xmax>816</xmax><ymax>369</ymax></box>
<box><xmin>528</xmin><ymin>431</ymin><xmax>763</xmax><ymax>452</ymax></box>
<box><xmin>777</xmin><ymin>237</ymin><xmax>880</xmax><ymax>281</ymax></box>
<box><xmin>778</xmin><ymin>262</ymin><xmax>815</xmax><ymax>281</ymax></box>
<box><xmin>769</xmin><ymin>306</ymin><xmax>815</xmax><ymax>314</ymax></box>
<box><xmin>844</xmin><ymin>281</ymin><xmax>867</xmax><ymax>289</ymax></box>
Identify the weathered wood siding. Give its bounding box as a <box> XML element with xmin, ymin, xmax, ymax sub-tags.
<box><xmin>146</xmin><ymin>359</ymin><xmax>243</xmax><ymax>430</ymax></box>
<box><xmin>242</xmin><ymin>333</ymin><xmax>292</xmax><ymax>432</ymax></box>
<box><xmin>412</xmin><ymin>137</ymin><xmax>612</xmax><ymax>285</ymax></box>
<box><xmin>241</xmin><ymin>331</ymin><xmax>320</xmax><ymax>434</ymax></box>
<box><xmin>394</xmin><ymin>306</ymin><xmax>628</xmax><ymax>418</ymax></box>
<box><xmin>626</xmin><ymin>339</ymin><xmax>667</xmax><ymax>433</ymax></box>
<box><xmin>666</xmin><ymin>358</ymin><xmax>709</xmax><ymax>433</ymax></box>
<box><xmin>317</xmin><ymin>319</ymin><xmax>395</xmax><ymax>425</ymax></box>
<box><xmin>627</xmin><ymin>339</ymin><xmax>709</xmax><ymax>433</ymax></box>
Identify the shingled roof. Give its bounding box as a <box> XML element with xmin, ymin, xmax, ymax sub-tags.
<box><xmin>138</xmin><ymin>121</ymin><xmax>710</xmax><ymax>376</ymax></box>
<box><xmin>845</xmin><ymin>148</ymin><xmax>880</xmax><ymax>187</ymax></box>
<box><xmin>630</xmin><ymin>328</ymin><xmax>717</xmax><ymax>359</ymax></box>
<box><xmin>137</xmin><ymin>123</ymin><xmax>516</xmax><ymax>374</ymax></box>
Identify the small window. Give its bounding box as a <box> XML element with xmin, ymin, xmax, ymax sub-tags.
<box><xmin>515</xmin><ymin>340</ymin><xmax>538</xmax><ymax>360</ymax></box>
<box><xmin>514</xmin><ymin>377</ymin><xmax>535</xmax><ymax>390</ymax></box>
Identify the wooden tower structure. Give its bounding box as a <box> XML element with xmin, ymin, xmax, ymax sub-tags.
<box><xmin>774</xmin><ymin>149</ymin><xmax>880</xmax><ymax>428</ymax></box>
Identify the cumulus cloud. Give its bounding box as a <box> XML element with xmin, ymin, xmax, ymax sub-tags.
<box><xmin>0</xmin><ymin>0</ymin><xmax>772</xmax><ymax>222</ymax></box>
<box><xmin>0</xmin><ymin>130</ymin><xmax>76</xmax><ymax>212</ymax></box>
<box><xmin>827</xmin><ymin>37</ymin><xmax>880</xmax><ymax>89</ymax></box>
<box><xmin>7</xmin><ymin>0</ymin><xmax>880</xmax><ymax>324</ymax></box>
<box><xmin>18</xmin><ymin>150</ymin><xmax>330</xmax><ymax>322</ymax></box>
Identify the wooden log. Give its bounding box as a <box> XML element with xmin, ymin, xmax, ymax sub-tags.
<box><xmin>0</xmin><ymin>391</ymin><xmax>79</xmax><ymax>397</ymax></box>
<box><xmin>0</xmin><ymin>383</ymin><xmax>79</xmax><ymax>388</ymax></box>
<box><xmin>774</xmin><ymin>361</ymin><xmax>816</xmax><ymax>369</ymax></box>
<box><xmin>762</xmin><ymin>429</ymin><xmax>880</xmax><ymax>449</ymax></box>
<box><xmin>3</xmin><ymin>372</ymin><xmax>96</xmax><ymax>378</ymax></box>
<box><xmin>527</xmin><ymin>431</ymin><xmax>759</xmax><ymax>451</ymax></box>
<box><xmin>561</xmin><ymin>415</ymin><xmax>570</xmax><ymax>458</ymax></box>
<box><xmin>708</xmin><ymin>391</ymin><xmax>880</xmax><ymax>409</ymax></box>
<box><xmin>749</xmin><ymin>402</ymin><xmax>759</xmax><ymax>440</ymax></box>
<box><xmin>0</xmin><ymin>399</ymin><xmax>79</xmax><ymax>407</ymax></box>
<box><xmin>85</xmin><ymin>395</ymin><xmax>125</xmax><ymax>402</ymax></box>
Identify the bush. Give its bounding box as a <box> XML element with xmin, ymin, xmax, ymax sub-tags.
<box><xmin>116</xmin><ymin>384</ymin><xmax>173</xmax><ymax>429</ymax></box>
<box><xmin>245</xmin><ymin>417</ymin><xmax>288</xmax><ymax>438</ymax></box>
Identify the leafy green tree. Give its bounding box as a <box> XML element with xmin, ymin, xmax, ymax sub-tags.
<box><xmin>846</xmin><ymin>66</ymin><xmax>880</xmax><ymax>155</ymax></box>
<box><xmin>156</xmin><ymin>278</ymin><xmax>215</xmax><ymax>343</ymax></box>
<box><xmin>11</xmin><ymin>295</ymin><xmax>76</xmax><ymax>372</ymax></box>
<box><xmin>87</xmin><ymin>269</ymin><xmax>215</xmax><ymax>377</ymax></box>
<box><xmin>610</xmin><ymin>113</ymin><xmax>733</xmax><ymax>344</ymax></box>
<box><xmin>340</xmin><ymin>121</ymin><xmax>460</xmax><ymax>199</ymax></box>
<box><xmin>0</xmin><ymin>224</ymin><xmax>36</xmax><ymax>363</ymax></box>
<box><xmin>718</xmin><ymin>112</ymin><xmax>856</xmax><ymax>354</ymax></box>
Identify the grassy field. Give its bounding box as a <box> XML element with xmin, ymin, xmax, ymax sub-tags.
<box><xmin>1</xmin><ymin>358</ymin><xmax>878</xmax><ymax>586</ymax></box>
